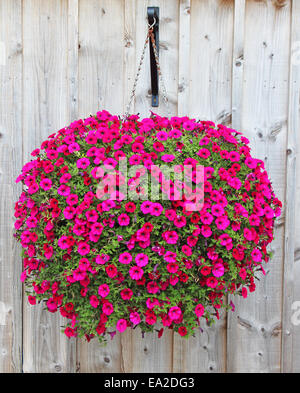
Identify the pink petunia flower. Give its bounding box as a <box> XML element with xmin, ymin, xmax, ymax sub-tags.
<box><xmin>119</xmin><ymin>252</ymin><xmax>132</xmax><ymax>264</ymax></box>
<box><xmin>118</xmin><ymin>213</ymin><xmax>130</xmax><ymax>226</ymax></box>
<box><xmin>89</xmin><ymin>295</ymin><xmax>99</xmax><ymax>308</ymax></box>
<box><xmin>164</xmin><ymin>251</ymin><xmax>177</xmax><ymax>263</ymax></box>
<box><xmin>120</xmin><ymin>288</ymin><xmax>133</xmax><ymax>300</ymax></box>
<box><xmin>77</xmin><ymin>242</ymin><xmax>90</xmax><ymax>256</ymax></box>
<box><xmin>162</xmin><ymin>231</ymin><xmax>179</xmax><ymax>244</ymax></box>
<box><xmin>76</xmin><ymin>157</ymin><xmax>90</xmax><ymax>169</ymax></box>
<box><xmin>161</xmin><ymin>154</ymin><xmax>175</xmax><ymax>163</ymax></box>
<box><xmin>195</xmin><ymin>304</ymin><xmax>205</xmax><ymax>318</ymax></box>
<box><xmin>102</xmin><ymin>301</ymin><xmax>114</xmax><ymax>315</ymax></box>
<box><xmin>212</xmin><ymin>263</ymin><xmax>225</xmax><ymax>278</ymax></box>
<box><xmin>98</xmin><ymin>284</ymin><xmax>110</xmax><ymax>298</ymax></box>
<box><xmin>135</xmin><ymin>253</ymin><xmax>149</xmax><ymax>267</ymax></box>
<box><xmin>150</xmin><ymin>202</ymin><xmax>163</xmax><ymax>216</ymax></box>
<box><xmin>116</xmin><ymin>319</ymin><xmax>127</xmax><ymax>332</ymax></box>
<box><xmin>140</xmin><ymin>201</ymin><xmax>153</xmax><ymax>214</ymax></box>
<box><xmin>251</xmin><ymin>248</ymin><xmax>262</xmax><ymax>262</ymax></box>
<box><xmin>129</xmin><ymin>266</ymin><xmax>144</xmax><ymax>280</ymax></box>
<box><xmin>130</xmin><ymin>312</ymin><xmax>141</xmax><ymax>325</ymax></box>
<box><xmin>96</xmin><ymin>254</ymin><xmax>110</xmax><ymax>265</ymax></box>
<box><xmin>40</xmin><ymin>178</ymin><xmax>52</xmax><ymax>190</ymax></box>
<box><xmin>168</xmin><ymin>306</ymin><xmax>182</xmax><ymax>321</ymax></box>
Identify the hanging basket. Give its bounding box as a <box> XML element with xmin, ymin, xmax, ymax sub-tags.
<box><xmin>14</xmin><ymin>111</ymin><xmax>281</xmax><ymax>342</ymax></box>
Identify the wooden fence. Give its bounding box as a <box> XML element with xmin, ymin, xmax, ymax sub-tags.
<box><xmin>0</xmin><ymin>0</ymin><xmax>299</xmax><ymax>373</ymax></box>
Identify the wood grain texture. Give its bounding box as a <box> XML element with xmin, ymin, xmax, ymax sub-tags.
<box><xmin>120</xmin><ymin>0</ymin><xmax>179</xmax><ymax>373</ymax></box>
<box><xmin>281</xmin><ymin>0</ymin><xmax>300</xmax><ymax>373</ymax></box>
<box><xmin>174</xmin><ymin>0</ymin><xmax>234</xmax><ymax>373</ymax></box>
<box><xmin>121</xmin><ymin>326</ymin><xmax>174</xmax><ymax>373</ymax></box>
<box><xmin>77</xmin><ymin>0</ymin><xmax>124</xmax><ymax>372</ymax></box>
<box><xmin>22</xmin><ymin>0</ymin><xmax>77</xmax><ymax>372</ymax></box>
<box><xmin>178</xmin><ymin>0</ymin><xmax>191</xmax><ymax>116</ymax></box>
<box><xmin>123</xmin><ymin>0</ymin><xmax>136</xmax><ymax>115</ymax></box>
<box><xmin>78</xmin><ymin>0</ymin><xmax>124</xmax><ymax>119</ymax></box>
<box><xmin>231</xmin><ymin>0</ymin><xmax>245</xmax><ymax>131</ymax></box>
<box><xmin>0</xmin><ymin>0</ymin><xmax>23</xmax><ymax>373</ymax></box>
<box><xmin>68</xmin><ymin>0</ymin><xmax>79</xmax><ymax>122</ymax></box>
<box><xmin>189</xmin><ymin>0</ymin><xmax>234</xmax><ymax>124</ymax></box>
<box><xmin>226</xmin><ymin>0</ymin><xmax>245</xmax><ymax>373</ymax></box>
<box><xmin>227</xmin><ymin>0</ymin><xmax>290</xmax><ymax>373</ymax></box>
<box><xmin>119</xmin><ymin>0</ymin><xmax>137</xmax><ymax>371</ymax></box>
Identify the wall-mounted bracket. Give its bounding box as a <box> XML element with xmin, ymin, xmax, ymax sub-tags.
<box><xmin>147</xmin><ymin>7</ymin><xmax>159</xmax><ymax>107</ymax></box>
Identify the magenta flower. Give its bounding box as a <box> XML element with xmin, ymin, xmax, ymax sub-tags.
<box><xmin>102</xmin><ymin>301</ymin><xmax>114</xmax><ymax>315</ymax></box>
<box><xmin>135</xmin><ymin>253</ymin><xmax>149</xmax><ymax>267</ymax></box>
<box><xmin>57</xmin><ymin>184</ymin><xmax>71</xmax><ymax>196</ymax></box>
<box><xmin>47</xmin><ymin>298</ymin><xmax>58</xmax><ymax>313</ymax></box>
<box><xmin>119</xmin><ymin>252</ymin><xmax>132</xmax><ymax>264</ymax></box>
<box><xmin>77</xmin><ymin>242</ymin><xmax>90</xmax><ymax>256</ymax></box>
<box><xmin>116</xmin><ymin>319</ymin><xmax>127</xmax><ymax>332</ymax></box>
<box><xmin>129</xmin><ymin>266</ymin><xmax>144</xmax><ymax>280</ymax></box>
<box><xmin>89</xmin><ymin>295</ymin><xmax>99</xmax><ymax>308</ymax></box>
<box><xmin>211</xmin><ymin>204</ymin><xmax>225</xmax><ymax>217</ymax></box>
<box><xmin>156</xmin><ymin>131</ymin><xmax>168</xmax><ymax>141</ymax></box>
<box><xmin>168</xmin><ymin>306</ymin><xmax>182</xmax><ymax>321</ymax></box>
<box><xmin>162</xmin><ymin>231</ymin><xmax>179</xmax><ymax>244</ymax></box>
<box><xmin>140</xmin><ymin>201</ymin><xmax>153</xmax><ymax>214</ymax></box>
<box><xmin>118</xmin><ymin>213</ymin><xmax>130</xmax><ymax>226</ymax></box>
<box><xmin>251</xmin><ymin>248</ymin><xmax>262</xmax><ymax>262</ymax></box>
<box><xmin>76</xmin><ymin>157</ymin><xmax>90</xmax><ymax>169</ymax></box>
<box><xmin>228</xmin><ymin>177</ymin><xmax>242</xmax><ymax>190</ymax></box>
<box><xmin>161</xmin><ymin>154</ymin><xmax>175</xmax><ymax>163</ymax></box>
<box><xmin>98</xmin><ymin>284</ymin><xmax>110</xmax><ymax>298</ymax></box>
<box><xmin>40</xmin><ymin>178</ymin><xmax>52</xmax><ymax>190</ymax></box>
<box><xmin>195</xmin><ymin>304</ymin><xmax>205</xmax><ymax>318</ymax></box>
<box><xmin>212</xmin><ymin>263</ymin><xmax>225</xmax><ymax>278</ymax></box>
<box><xmin>130</xmin><ymin>312</ymin><xmax>141</xmax><ymax>325</ymax></box>
<box><xmin>150</xmin><ymin>202</ymin><xmax>163</xmax><ymax>216</ymax></box>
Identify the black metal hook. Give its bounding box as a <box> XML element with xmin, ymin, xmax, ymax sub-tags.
<box><xmin>147</xmin><ymin>7</ymin><xmax>159</xmax><ymax>107</ymax></box>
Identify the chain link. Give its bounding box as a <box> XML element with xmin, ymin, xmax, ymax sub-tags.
<box><xmin>124</xmin><ymin>27</ymin><xmax>170</xmax><ymax>119</ymax></box>
<box><xmin>149</xmin><ymin>29</ymin><xmax>170</xmax><ymax>114</ymax></box>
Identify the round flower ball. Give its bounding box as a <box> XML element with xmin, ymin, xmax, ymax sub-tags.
<box><xmin>14</xmin><ymin>111</ymin><xmax>282</xmax><ymax>342</ymax></box>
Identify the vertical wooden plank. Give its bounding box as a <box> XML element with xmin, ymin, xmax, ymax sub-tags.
<box><xmin>177</xmin><ymin>0</ymin><xmax>191</xmax><ymax>116</ymax></box>
<box><xmin>189</xmin><ymin>0</ymin><xmax>234</xmax><ymax>124</ymax></box>
<box><xmin>22</xmin><ymin>0</ymin><xmax>77</xmax><ymax>372</ymax></box>
<box><xmin>121</xmin><ymin>1</ymin><xmax>178</xmax><ymax>373</ymax></box>
<box><xmin>77</xmin><ymin>0</ymin><xmax>124</xmax><ymax>372</ymax></box>
<box><xmin>119</xmin><ymin>0</ymin><xmax>136</xmax><ymax>372</ymax></box>
<box><xmin>123</xmin><ymin>0</ymin><xmax>136</xmax><ymax>115</ymax></box>
<box><xmin>119</xmin><ymin>0</ymin><xmax>179</xmax><ymax>373</ymax></box>
<box><xmin>281</xmin><ymin>0</ymin><xmax>300</xmax><ymax>373</ymax></box>
<box><xmin>227</xmin><ymin>0</ymin><xmax>290</xmax><ymax>373</ymax></box>
<box><xmin>133</xmin><ymin>0</ymin><xmax>148</xmax><ymax>117</ymax></box>
<box><xmin>78</xmin><ymin>332</ymin><xmax>123</xmax><ymax>373</ymax></box>
<box><xmin>173</xmin><ymin>313</ymin><xmax>227</xmax><ymax>373</ymax></box>
<box><xmin>68</xmin><ymin>0</ymin><xmax>79</xmax><ymax>122</ymax></box>
<box><xmin>292</xmin><ymin>120</ymin><xmax>300</xmax><ymax>371</ymax></box>
<box><xmin>77</xmin><ymin>0</ymin><xmax>124</xmax><ymax>118</ymax></box>
<box><xmin>173</xmin><ymin>0</ymin><xmax>234</xmax><ymax>373</ymax></box>
<box><xmin>68</xmin><ymin>0</ymin><xmax>79</xmax><ymax>372</ymax></box>
<box><xmin>231</xmin><ymin>0</ymin><xmax>245</xmax><ymax>131</ymax></box>
<box><xmin>121</xmin><ymin>328</ymin><xmax>174</xmax><ymax>373</ymax></box>
<box><xmin>0</xmin><ymin>0</ymin><xmax>23</xmax><ymax>373</ymax></box>
<box><xmin>226</xmin><ymin>0</ymin><xmax>245</xmax><ymax>372</ymax></box>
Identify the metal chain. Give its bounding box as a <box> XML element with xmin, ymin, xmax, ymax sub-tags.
<box><xmin>149</xmin><ymin>29</ymin><xmax>170</xmax><ymax>114</ymax></box>
<box><xmin>124</xmin><ymin>29</ymin><xmax>151</xmax><ymax>119</ymax></box>
<box><xmin>124</xmin><ymin>26</ymin><xmax>170</xmax><ymax>119</ymax></box>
